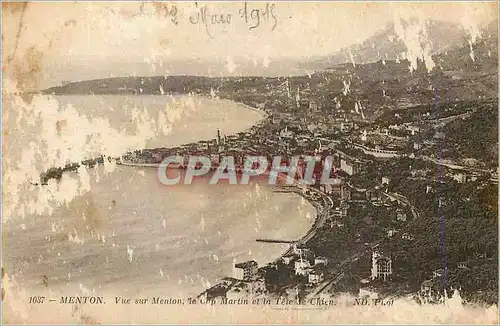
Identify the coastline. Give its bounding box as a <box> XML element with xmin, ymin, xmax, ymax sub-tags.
<box><xmin>196</xmin><ymin>181</ymin><xmax>330</xmax><ymax>299</ymax></box>
<box><xmin>30</xmin><ymin>92</ymin><xmax>326</xmax><ymax>298</ymax></box>
<box><xmin>192</xmin><ymin>94</ymin><xmax>269</xmax><ymax>133</ymax></box>
<box><xmin>112</xmin><ymin>93</ymin><xmax>330</xmax><ymax>296</ymax></box>
<box><xmin>35</xmin><ymin>93</ymin><xmax>267</xmax><ymax>183</ymax></box>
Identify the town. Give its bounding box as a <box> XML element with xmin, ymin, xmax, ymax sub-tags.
<box><xmin>115</xmin><ymin>77</ymin><xmax>496</xmax><ymax>305</ymax></box>
<box><xmin>42</xmin><ymin>28</ymin><xmax>498</xmax><ymax>306</ymax></box>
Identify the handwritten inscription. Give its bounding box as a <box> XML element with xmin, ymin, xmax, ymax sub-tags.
<box><xmin>239</xmin><ymin>2</ymin><xmax>278</xmax><ymax>31</ymax></box>
<box><xmin>153</xmin><ymin>2</ymin><xmax>179</xmax><ymax>25</ymax></box>
<box><xmin>189</xmin><ymin>2</ymin><xmax>278</xmax><ymax>37</ymax></box>
<box><xmin>189</xmin><ymin>3</ymin><xmax>232</xmax><ymax>37</ymax></box>
<box><xmin>142</xmin><ymin>2</ymin><xmax>278</xmax><ymax>38</ymax></box>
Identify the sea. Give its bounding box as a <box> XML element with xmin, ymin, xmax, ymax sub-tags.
<box><xmin>2</xmin><ymin>94</ymin><xmax>316</xmax><ymax>303</ymax></box>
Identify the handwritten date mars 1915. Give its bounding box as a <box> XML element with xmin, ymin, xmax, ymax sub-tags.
<box><xmin>189</xmin><ymin>2</ymin><xmax>278</xmax><ymax>37</ymax></box>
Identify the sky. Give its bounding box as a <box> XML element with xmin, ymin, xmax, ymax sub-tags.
<box><xmin>2</xmin><ymin>1</ymin><xmax>498</xmax><ymax>89</ymax></box>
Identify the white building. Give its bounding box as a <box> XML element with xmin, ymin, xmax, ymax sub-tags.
<box><xmin>294</xmin><ymin>260</ymin><xmax>312</xmax><ymax>276</ymax></box>
<box><xmin>419</xmin><ymin>280</ymin><xmax>437</xmax><ymax>303</ymax></box>
<box><xmin>282</xmin><ymin>256</ymin><xmax>294</xmax><ymax>265</ymax></box>
<box><xmin>432</xmin><ymin>268</ymin><xmax>447</xmax><ymax>278</ymax></box>
<box><xmin>314</xmin><ymin>256</ymin><xmax>328</xmax><ymax>266</ymax></box>
<box><xmin>401</xmin><ymin>232</ymin><xmax>414</xmax><ymax>240</ymax></box>
<box><xmin>370</xmin><ymin>250</ymin><xmax>392</xmax><ymax>281</ymax></box>
<box><xmin>406</xmin><ymin>126</ymin><xmax>420</xmax><ymax>135</ymax></box>
<box><xmin>320</xmin><ymin>183</ymin><xmax>341</xmax><ymax>194</ymax></box>
<box><xmin>396</xmin><ymin>210</ymin><xmax>407</xmax><ymax>222</ymax></box>
<box><xmin>340</xmin><ymin>158</ymin><xmax>360</xmax><ymax>176</ymax></box>
<box><xmin>387</xmin><ymin>229</ymin><xmax>398</xmax><ymax>237</ymax></box>
<box><xmin>453</xmin><ymin>173</ymin><xmax>467</xmax><ymax>183</ymax></box>
<box><xmin>331</xmin><ymin>208</ymin><xmax>343</xmax><ymax>219</ymax></box>
<box><xmin>360</xmin><ymin>130</ymin><xmax>368</xmax><ymax>142</ymax></box>
<box><xmin>233</xmin><ymin>260</ymin><xmax>258</xmax><ymax>281</ymax></box>
<box><xmin>279</xmin><ymin>127</ymin><xmax>294</xmax><ymax>139</ymax></box>
<box><xmin>340</xmin><ymin>121</ymin><xmax>354</xmax><ymax>131</ymax></box>
<box><xmin>308</xmin><ymin>270</ymin><xmax>324</xmax><ymax>284</ymax></box>
<box><xmin>309</xmin><ymin>100</ymin><xmax>319</xmax><ymax>111</ymax></box>
<box><xmin>340</xmin><ymin>186</ymin><xmax>351</xmax><ymax>201</ymax></box>
<box><xmin>293</xmin><ymin>244</ymin><xmax>312</xmax><ymax>258</ymax></box>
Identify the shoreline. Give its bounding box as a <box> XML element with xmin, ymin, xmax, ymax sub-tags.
<box><xmin>195</xmin><ymin>181</ymin><xmax>329</xmax><ymax>300</ymax></box>
<box><xmin>186</xmin><ymin>94</ymin><xmax>270</xmax><ymax>140</ymax></box>
<box><xmin>34</xmin><ymin>93</ymin><xmax>268</xmax><ymax>183</ymax></box>
<box><xmin>30</xmin><ymin>92</ymin><xmax>327</xmax><ymax>298</ymax></box>
<box><xmin>265</xmin><ymin>183</ymin><xmax>332</xmax><ymax>264</ymax></box>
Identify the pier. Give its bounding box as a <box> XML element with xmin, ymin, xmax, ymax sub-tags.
<box><xmin>256</xmin><ymin>239</ymin><xmax>297</xmax><ymax>244</ymax></box>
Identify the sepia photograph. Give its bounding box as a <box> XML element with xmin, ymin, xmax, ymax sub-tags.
<box><xmin>1</xmin><ymin>1</ymin><xmax>499</xmax><ymax>324</ymax></box>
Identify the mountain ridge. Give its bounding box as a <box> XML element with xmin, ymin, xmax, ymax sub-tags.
<box><xmin>300</xmin><ymin>18</ymin><xmax>498</xmax><ymax>70</ymax></box>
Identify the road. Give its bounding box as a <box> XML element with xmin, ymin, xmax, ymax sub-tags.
<box><xmin>421</xmin><ymin>155</ymin><xmax>492</xmax><ymax>174</ymax></box>
<box><xmin>276</xmin><ymin>185</ymin><xmax>334</xmax><ymax>261</ymax></box>
<box><xmin>382</xmin><ymin>192</ymin><xmax>420</xmax><ymax>219</ymax></box>
<box><xmin>309</xmin><ymin>252</ymin><xmax>363</xmax><ymax>297</ymax></box>
<box><xmin>346</xmin><ymin>181</ymin><xmax>421</xmax><ymax>220</ymax></box>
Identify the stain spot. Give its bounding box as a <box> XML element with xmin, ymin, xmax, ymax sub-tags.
<box><xmin>56</xmin><ymin>120</ymin><xmax>67</xmax><ymax>137</ymax></box>
<box><xmin>64</xmin><ymin>19</ymin><xmax>77</xmax><ymax>27</ymax></box>
<box><xmin>1</xmin><ymin>268</ymin><xmax>5</xmax><ymax>301</ymax></box>
<box><xmin>117</xmin><ymin>3</ymin><xmax>145</xmax><ymax>19</ymax></box>
<box><xmin>72</xmin><ymin>194</ymin><xmax>105</xmax><ymax>233</ymax></box>
<box><xmin>152</xmin><ymin>2</ymin><xmax>164</xmax><ymax>15</ymax></box>
<box><xmin>3</xmin><ymin>2</ymin><xmax>28</xmax><ymax>66</ymax></box>
<box><xmin>1</xmin><ymin>2</ymin><xmax>28</xmax><ymax>14</ymax></box>
<box><xmin>80</xmin><ymin>314</ymin><xmax>100</xmax><ymax>324</ymax></box>
<box><xmin>11</xmin><ymin>46</ymin><xmax>43</xmax><ymax>91</ymax></box>
<box><xmin>159</xmin><ymin>37</ymin><xmax>170</xmax><ymax>48</ymax></box>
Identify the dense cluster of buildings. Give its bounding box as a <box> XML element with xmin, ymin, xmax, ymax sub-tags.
<box><xmin>286</xmin><ymin>244</ymin><xmax>328</xmax><ymax>285</ymax></box>
<box><xmin>116</xmin><ymin>79</ymin><xmax>497</xmax><ymax>304</ymax></box>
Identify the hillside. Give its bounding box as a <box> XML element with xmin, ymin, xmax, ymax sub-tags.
<box><xmin>42</xmin><ymin>19</ymin><xmax>497</xmax><ymax>124</ymax></box>
<box><xmin>300</xmin><ymin>19</ymin><xmax>496</xmax><ymax>70</ymax></box>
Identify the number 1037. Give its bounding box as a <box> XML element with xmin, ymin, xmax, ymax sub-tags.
<box><xmin>29</xmin><ymin>296</ymin><xmax>45</xmax><ymax>303</ymax></box>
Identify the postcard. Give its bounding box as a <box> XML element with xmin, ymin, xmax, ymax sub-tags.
<box><xmin>2</xmin><ymin>1</ymin><xmax>498</xmax><ymax>324</ymax></box>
